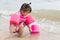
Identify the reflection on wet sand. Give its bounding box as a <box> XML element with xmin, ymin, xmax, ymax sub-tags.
<box><xmin>4</xmin><ymin>31</ymin><xmax>40</xmax><ymax>40</ymax></box>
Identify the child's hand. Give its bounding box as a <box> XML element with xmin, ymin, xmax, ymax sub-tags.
<box><xmin>10</xmin><ymin>24</ymin><xmax>16</xmax><ymax>33</ymax></box>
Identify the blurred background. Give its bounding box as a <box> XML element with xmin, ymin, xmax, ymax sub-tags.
<box><xmin>0</xmin><ymin>0</ymin><xmax>60</xmax><ymax>21</ymax></box>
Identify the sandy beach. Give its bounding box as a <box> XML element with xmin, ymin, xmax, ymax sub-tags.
<box><xmin>0</xmin><ymin>10</ymin><xmax>60</xmax><ymax>40</ymax></box>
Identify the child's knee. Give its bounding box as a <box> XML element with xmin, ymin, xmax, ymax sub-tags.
<box><xmin>18</xmin><ymin>25</ymin><xmax>24</xmax><ymax>33</ymax></box>
<box><xmin>19</xmin><ymin>25</ymin><xmax>24</xmax><ymax>30</ymax></box>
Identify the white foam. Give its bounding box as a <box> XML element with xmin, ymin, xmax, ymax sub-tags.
<box><xmin>38</xmin><ymin>18</ymin><xmax>60</xmax><ymax>34</ymax></box>
<box><xmin>0</xmin><ymin>15</ymin><xmax>60</xmax><ymax>34</ymax></box>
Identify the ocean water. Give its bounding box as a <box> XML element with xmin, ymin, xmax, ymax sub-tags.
<box><xmin>0</xmin><ymin>0</ymin><xmax>60</xmax><ymax>11</ymax></box>
<box><xmin>0</xmin><ymin>0</ymin><xmax>60</xmax><ymax>18</ymax></box>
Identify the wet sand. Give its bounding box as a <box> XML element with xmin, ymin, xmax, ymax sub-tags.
<box><xmin>0</xmin><ymin>10</ymin><xmax>60</xmax><ymax>40</ymax></box>
<box><xmin>0</xmin><ymin>16</ymin><xmax>60</xmax><ymax>40</ymax></box>
<box><xmin>32</xmin><ymin>10</ymin><xmax>60</xmax><ymax>21</ymax></box>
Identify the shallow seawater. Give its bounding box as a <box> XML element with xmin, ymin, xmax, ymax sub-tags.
<box><xmin>0</xmin><ymin>16</ymin><xmax>60</xmax><ymax>40</ymax></box>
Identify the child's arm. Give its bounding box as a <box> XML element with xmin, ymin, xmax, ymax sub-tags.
<box><xmin>25</xmin><ymin>14</ymin><xmax>35</xmax><ymax>32</ymax></box>
<box><xmin>26</xmin><ymin>22</ymin><xmax>36</xmax><ymax>33</ymax></box>
<box><xmin>27</xmin><ymin>25</ymin><xmax>32</xmax><ymax>32</ymax></box>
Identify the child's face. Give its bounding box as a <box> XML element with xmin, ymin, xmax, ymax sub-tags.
<box><xmin>21</xmin><ymin>10</ymin><xmax>30</xmax><ymax>16</ymax></box>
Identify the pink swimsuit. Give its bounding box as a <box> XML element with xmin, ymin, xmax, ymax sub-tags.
<box><xmin>10</xmin><ymin>12</ymin><xmax>35</xmax><ymax>27</ymax></box>
<box><xmin>10</xmin><ymin>12</ymin><xmax>40</xmax><ymax>33</ymax></box>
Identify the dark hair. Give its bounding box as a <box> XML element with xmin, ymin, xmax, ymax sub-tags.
<box><xmin>20</xmin><ymin>3</ymin><xmax>32</xmax><ymax>13</ymax></box>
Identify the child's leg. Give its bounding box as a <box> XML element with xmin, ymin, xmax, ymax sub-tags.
<box><xmin>9</xmin><ymin>24</ymin><xmax>16</xmax><ymax>33</ymax></box>
<box><xmin>18</xmin><ymin>23</ymin><xmax>25</xmax><ymax>37</ymax></box>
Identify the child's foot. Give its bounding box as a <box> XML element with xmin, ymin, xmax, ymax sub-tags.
<box><xmin>18</xmin><ymin>34</ymin><xmax>24</xmax><ymax>37</ymax></box>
